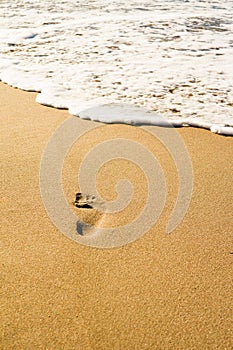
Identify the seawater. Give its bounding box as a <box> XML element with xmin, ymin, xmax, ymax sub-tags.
<box><xmin>0</xmin><ymin>0</ymin><xmax>233</xmax><ymax>134</ymax></box>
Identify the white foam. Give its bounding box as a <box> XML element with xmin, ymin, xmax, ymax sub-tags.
<box><xmin>211</xmin><ymin>125</ymin><xmax>233</xmax><ymax>136</ymax></box>
<box><xmin>77</xmin><ymin>103</ymin><xmax>172</xmax><ymax>125</ymax></box>
<box><xmin>0</xmin><ymin>0</ymin><xmax>233</xmax><ymax>135</ymax></box>
<box><xmin>74</xmin><ymin>103</ymin><xmax>233</xmax><ymax>135</ymax></box>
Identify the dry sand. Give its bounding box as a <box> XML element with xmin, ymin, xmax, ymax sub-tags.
<box><xmin>1</xmin><ymin>82</ymin><xmax>233</xmax><ymax>349</ymax></box>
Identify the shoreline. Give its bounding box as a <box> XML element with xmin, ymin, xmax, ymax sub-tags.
<box><xmin>2</xmin><ymin>80</ymin><xmax>233</xmax><ymax>135</ymax></box>
<box><xmin>1</xmin><ymin>82</ymin><xmax>233</xmax><ymax>349</ymax></box>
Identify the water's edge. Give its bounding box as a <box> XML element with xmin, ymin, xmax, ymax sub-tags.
<box><xmin>1</xmin><ymin>0</ymin><xmax>233</xmax><ymax>135</ymax></box>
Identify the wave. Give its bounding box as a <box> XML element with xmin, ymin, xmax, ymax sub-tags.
<box><xmin>0</xmin><ymin>0</ymin><xmax>233</xmax><ymax>135</ymax></box>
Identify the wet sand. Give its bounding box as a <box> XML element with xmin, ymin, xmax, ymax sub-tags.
<box><xmin>1</xmin><ymin>82</ymin><xmax>232</xmax><ymax>349</ymax></box>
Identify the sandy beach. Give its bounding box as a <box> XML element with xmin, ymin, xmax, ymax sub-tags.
<box><xmin>1</xmin><ymin>82</ymin><xmax>233</xmax><ymax>349</ymax></box>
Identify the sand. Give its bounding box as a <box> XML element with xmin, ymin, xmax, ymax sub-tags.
<box><xmin>1</xmin><ymin>82</ymin><xmax>233</xmax><ymax>349</ymax></box>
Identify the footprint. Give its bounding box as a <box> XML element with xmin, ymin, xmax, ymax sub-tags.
<box><xmin>73</xmin><ymin>192</ymin><xmax>106</xmax><ymax>236</ymax></box>
<box><xmin>74</xmin><ymin>192</ymin><xmax>94</xmax><ymax>209</ymax></box>
<box><xmin>74</xmin><ymin>192</ymin><xmax>105</xmax><ymax>210</ymax></box>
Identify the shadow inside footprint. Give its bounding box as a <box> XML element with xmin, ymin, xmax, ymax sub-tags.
<box><xmin>76</xmin><ymin>222</ymin><xmax>84</xmax><ymax>235</ymax></box>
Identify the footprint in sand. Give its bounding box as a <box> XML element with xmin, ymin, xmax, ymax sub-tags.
<box><xmin>73</xmin><ymin>192</ymin><xmax>106</xmax><ymax>236</ymax></box>
<box><xmin>74</xmin><ymin>192</ymin><xmax>95</xmax><ymax>209</ymax></box>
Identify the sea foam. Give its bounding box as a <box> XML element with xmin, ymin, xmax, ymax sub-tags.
<box><xmin>0</xmin><ymin>0</ymin><xmax>233</xmax><ymax>135</ymax></box>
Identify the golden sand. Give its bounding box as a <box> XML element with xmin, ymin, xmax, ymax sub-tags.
<box><xmin>1</xmin><ymin>83</ymin><xmax>232</xmax><ymax>349</ymax></box>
